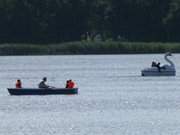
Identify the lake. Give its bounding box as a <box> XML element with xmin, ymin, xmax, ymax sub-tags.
<box><xmin>0</xmin><ymin>54</ymin><xmax>180</xmax><ymax>135</ymax></box>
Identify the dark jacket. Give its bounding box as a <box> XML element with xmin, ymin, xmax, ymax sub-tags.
<box><xmin>38</xmin><ymin>81</ymin><xmax>49</xmax><ymax>88</ymax></box>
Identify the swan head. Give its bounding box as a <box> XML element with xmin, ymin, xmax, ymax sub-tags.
<box><xmin>165</xmin><ymin>52</ymin><xmax>172</xmax><ymax>57</ymax></box>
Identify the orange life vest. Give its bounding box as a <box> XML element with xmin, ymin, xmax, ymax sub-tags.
<box><xmin>68</xmin><ymin>81</ymin><xmax>75</xmax><ymax>88</ymax></box>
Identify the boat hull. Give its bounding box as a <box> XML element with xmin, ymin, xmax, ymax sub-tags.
<box><xmin>7</xmin><ymin>88</ymin><xmax>78</xmax><ymax>95</ymax></box>
<box><xmin>141</xmin><ymin>67</ymin><xmax>176</xmax><ymax>76</ymax></box>
<box><xmin>141</xmin><ymin>70</ymin><xmax>176</xmax><ymax>76</ymax></box>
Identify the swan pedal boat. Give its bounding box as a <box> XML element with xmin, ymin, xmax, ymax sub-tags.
<box><xmin>7</xmin><ymin>88</ymin><xmax>78</xmax><ymax>95</ymax></box>
<box><xmin>141</xmin><ymin>52</ymin><xmax>176</xmax><ymax>76</ymax></box>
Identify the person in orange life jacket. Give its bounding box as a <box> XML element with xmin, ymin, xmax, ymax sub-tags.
<box><xmin>66</xmin><ymin>79</ymin><xmax>75</xmax><ymax>88</ymax></box>
<box><xmin>16</xmin><ymin>79</ymin><xmax>22</xmax><ymax>88</ymax></box>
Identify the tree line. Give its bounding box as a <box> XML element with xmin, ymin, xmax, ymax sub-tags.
<box><xmin>0</xmin><ymin>0</ymin><xmax>180</xmax><ymax>43</ymax></box>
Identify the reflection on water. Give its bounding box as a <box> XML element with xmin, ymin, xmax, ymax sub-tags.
<box><xmin>0</xmin><ymin>54</ymin><xmax>180</xmax><ymax>135</ymax></box>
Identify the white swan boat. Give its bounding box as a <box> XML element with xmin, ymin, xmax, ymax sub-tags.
<box><xmin>141</xmin><ymin>52</ymin><xmax>176</xmax><ymax>76</ymax></box>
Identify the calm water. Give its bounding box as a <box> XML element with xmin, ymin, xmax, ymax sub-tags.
<box><xmin>0</xmin><ymin>54</ymin><xmax>180</xmax><ymax>135</ymax></box>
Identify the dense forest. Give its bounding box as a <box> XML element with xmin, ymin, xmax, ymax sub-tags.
<box><xmin>0</xmin><ymin>0</ymin><xmax>180</xmax><ymax>43</ymax></box>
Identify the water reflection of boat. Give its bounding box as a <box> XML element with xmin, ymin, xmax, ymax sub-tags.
<box><xmin>141</xmin><ymin>52</ymin><xmax>176</xmax><ymax>76</ymax></box>
<box><xmin>7</xmin><ymin>88</ymin><xmax>78</xmax><ymax>95</ymax></box>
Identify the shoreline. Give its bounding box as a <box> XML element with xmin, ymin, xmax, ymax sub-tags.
<box><xmin>0</xmin><ymin>41</ymin><xmax>180</xmax><ymax>55</ymax></box>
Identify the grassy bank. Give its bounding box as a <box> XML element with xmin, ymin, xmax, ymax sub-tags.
<box><xmin>0</xmin><ymin>41</ymin><xmax>180</xmax><ymax>55</ymax></box>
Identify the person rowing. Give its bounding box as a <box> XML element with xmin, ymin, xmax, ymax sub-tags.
<box><xmin>38</xmin><ymin>77</ymin><xmax>55</xmax><ymax>89</ymax></box>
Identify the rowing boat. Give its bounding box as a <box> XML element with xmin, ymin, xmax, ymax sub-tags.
<box><xmin>7</xmin><ymin>88</ymin><xmax>78</xmax><ymax>95</ymax></box>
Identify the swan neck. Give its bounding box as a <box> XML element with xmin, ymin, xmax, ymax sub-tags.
<box><xmin>165</xmin><ymin>55</ymin><xmax>174</xmax><ymax>67</ymax></box>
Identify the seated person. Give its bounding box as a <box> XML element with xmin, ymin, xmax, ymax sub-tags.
<box><xmin>38</xmin><ymin>77</ymin><xmax>50</xmax><ymax>88</ymax></box>
<box><xmin>151</xmin><ymin>61</ymin><xmax>161</xmax><ymax>72</ymax></box>
<box><xmin>151</xmin><ymin>61</ymin><xmax>157</xmax><ymax>67</ymax></box>
<box><xmin>16</xmin><ymin>79</ymin><xmax>22</xmax><ymax>88</ymax></box>
<box><xmin>66</xmin><ymin>79</ymin><xmax>75</xmax><ymax>88</ymax></box>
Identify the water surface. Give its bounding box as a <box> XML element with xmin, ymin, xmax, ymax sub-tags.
<box><xmin>0</xmin><ymin>54</ymin><xmax>180</xmax><ymax>135</ymax></box>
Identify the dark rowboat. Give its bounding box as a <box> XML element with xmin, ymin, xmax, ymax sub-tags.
<box><xmin>7</xmin><ymin>88</ymin><xmax>78</xmax><ymax>95</ymax></box>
